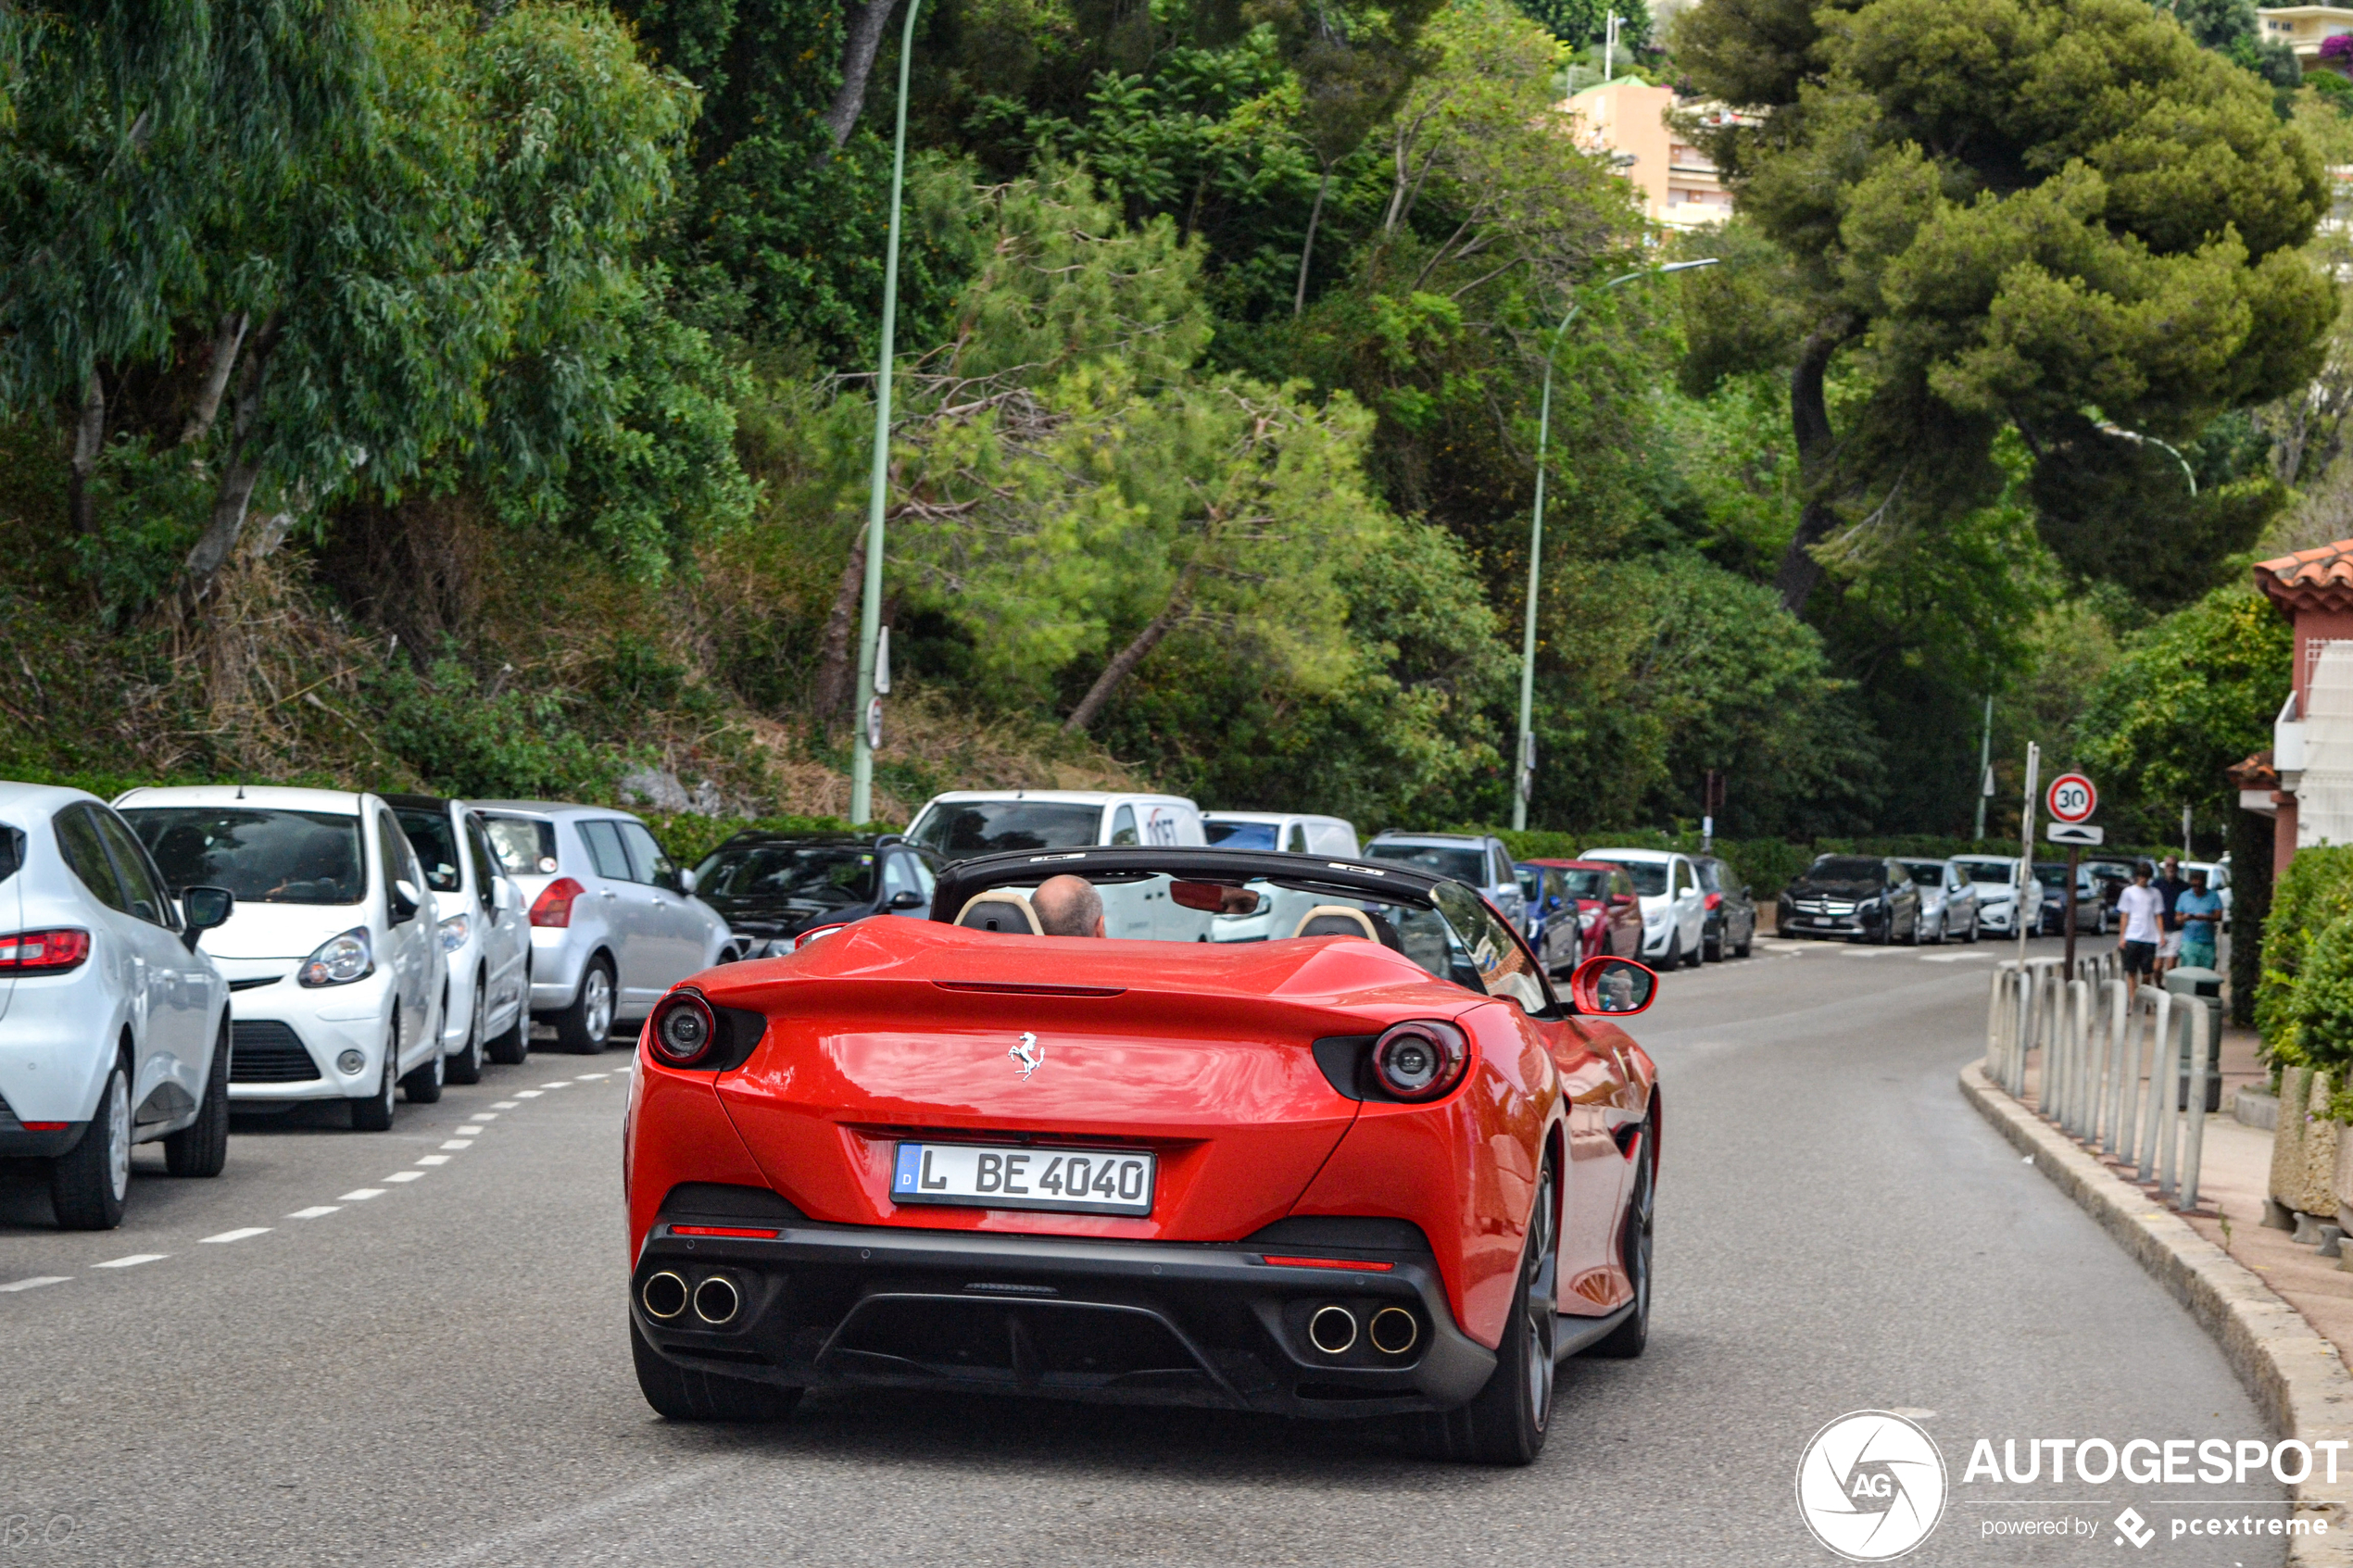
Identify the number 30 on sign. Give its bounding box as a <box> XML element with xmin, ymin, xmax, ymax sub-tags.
<box><xmin>2046</xmin><ymin>772</ymin><xmax>2096</xmax><ymax>824</ymax></box>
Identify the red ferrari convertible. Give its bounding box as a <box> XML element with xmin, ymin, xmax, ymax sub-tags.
<box><xmin>622</xmin><ymin>847</ymin><xmax>1661</xmax><ymax>1464</ymax></box>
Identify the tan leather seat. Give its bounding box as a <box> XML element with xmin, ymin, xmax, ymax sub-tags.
<box><xmin>955</xmin><ymin>890</ymin><xmax>1043</xmax><ymax>935</ymax></box>
<box><xmin>1294</xmin><ymin>904</ymin><xmax>1378</xmax><ymax>941</ymax></box>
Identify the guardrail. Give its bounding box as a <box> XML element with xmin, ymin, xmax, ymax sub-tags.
<box><xmin>1986</xmin><ymin>952</ymin><xmax>2208</xmax><ymax>1211</ymax></box>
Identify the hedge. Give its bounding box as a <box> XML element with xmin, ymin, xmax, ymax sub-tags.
<box><xmin>2257</xmin><ymin>845</ymin><xmax>2353</xmax><ymax>1071</ymax></box>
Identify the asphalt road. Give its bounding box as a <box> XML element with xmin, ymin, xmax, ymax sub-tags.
<box><xmin>0</xmin><ymin>933</ymin><xmax>2287</xmax><ymax>1566</ymax></box>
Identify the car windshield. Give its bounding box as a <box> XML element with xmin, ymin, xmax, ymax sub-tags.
<box><xmin>396</xmin><ymin>809</ymin><xmax>462</xmax><ymax>893</ymax></box>
<box><xmin>1807</xmin><ymin>857</ymin><xmax>1883</xmax><ymax>884</ymax></box>
<box><xmin>482</xmin><ymin>815</ymin><xmax>559</xmax><ymax>875</ymax></box>
<box><xmin>1366</xmin><ymin>843</ymin><xmax>1488</xmax><ymax>884</ymax></box>
<box><xmin>1590</xmin><ymin>858</ymin><xmax>1667</xmax><ymax>897</ymax></box>
<box><xmin>1203</xmin><ymin>821</ymin><xmax>1279</xmax><ymax>849</ymax></box>
<box><xmin>693</xmin><ymin>844</ymin><xmax>878</xmax><ymax>909</ymax></box>
<box><xmin>911</xmin><ymin>801</ymin><xmax>1103</xmax><ymax>860</ymax></box>
<box><xmin>1555</xmin><ymin>869</ymin><xmax>1613</xmax><ymax>898</ymax></box>
<box><xmin>125</xmin><ymin>807</ymin><xmax>366</xmax><ymax>905</ymax></box>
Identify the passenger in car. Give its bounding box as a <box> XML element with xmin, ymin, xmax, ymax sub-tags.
<box><xmin>1033</xmin><ymin>874</ymin><xmax>1106</xmax><ymax>937</ymax></box>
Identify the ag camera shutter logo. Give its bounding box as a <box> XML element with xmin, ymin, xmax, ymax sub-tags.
<box><xmin>1795</xmin><ymin>1411</ymin><xmax>1948</xmax><ymax>1561</ymax></box>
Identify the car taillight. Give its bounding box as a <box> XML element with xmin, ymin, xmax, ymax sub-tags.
<box><xmin>1704</xmin><ymin>892</ymin><xmax>1722</xmax><ymax>910</ymax></box>
<box><xmin>1371</xmin><ymin>1019</ymin><xmax>1470</xmax><ymax>1101</ymax></box>
<box><xmin>0</xmin><ymin>929</ymin><xmax>91</xmax><ymax>972</ymax></box>
<box><xmin>530</xmin><ymin>877</ymin><xmax>585</xmax><ymax>928</ymax></box>
<box><xmin>648</xmin><ymin>990</ymin><xmax>718</xmax><ymax>1068</ymax></box>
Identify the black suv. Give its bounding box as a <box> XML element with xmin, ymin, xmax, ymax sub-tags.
<box><xmin>1777</xmin><ymin>855</ymin><xmax>1923</xmax><ymax>944</ymax></box>
<box><xmin>1692</xmin><ymin>855</ymin><xmax>1756</xmax><ymax>960</ymax></box>
<box><xmin>692</xmin><ymin>833</ymin><xmax>942</xmax><ymax>960</ymax></box>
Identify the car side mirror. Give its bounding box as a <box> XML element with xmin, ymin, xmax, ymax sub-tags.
<box><xmin>492</xmin><ymin>877</ymin><xmax>513</xmax><ymax>911</ymax></box>
<box><xmin>1569</xmin><ymin>955</ymin><xmax>1657</xmax><ymax>1016</ymax></box>
<box><xmin>678</xmin><ymin>868</ymin><xmax>698</xmax><ymax>895</ymax></box>
<box><xmin>888</xmin><ymin>889</ymin><xmax>926</xmax><ymax>910</ymax></box>
<box><xmin>181</xmin><ymin>885</ymin><xmax>234</xmax><ymax>950</ymax></box>
<box><xmin>391</xmin><ymin>879</ymin><xmax>421</xmax><ymax>922</ymax></box>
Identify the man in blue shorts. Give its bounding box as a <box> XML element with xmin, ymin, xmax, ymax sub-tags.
<box><xmin>2117</xmin><ymin>864</ymin><xmax>2163</xmax><ymax>995</ymax></box>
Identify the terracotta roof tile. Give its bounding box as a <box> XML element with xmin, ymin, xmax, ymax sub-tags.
<box><xmin>2256</xmin><ymin>539</ymin><xmax>2353</xmax><ymax>614</ymax></box>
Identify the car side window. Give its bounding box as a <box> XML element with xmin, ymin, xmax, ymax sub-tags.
<box><xmin>1430</xmin><ymin>882</ymin><xmax>1551</xmax><ymax>1013</ymax></box>
<box><xmin>1285</xmin><ymin>822</ymin><xmax>1308</xmax><ymax>853</ymax></box>
<box><xmin>377</xmin><ymin>813</ymin><xmax>422</xmax><ymax>922</ymax></box>
<box><xmin>464</xmin><ymin>816</ymin><xmax>500</xmax><ymax>911</ymax></box>
<box><xmin>55</xmin><ymin>805</ymin><xmax>132</xmax><ymax>915</ymax></box>
<box><xmin>882</xmin><ymin>852</ymin><xmax>919</xmax><ymax>901</ymax></box>
<box><xmin>579</xmin><ymin>821</ymin><xmax>634</xmax><ymax>882</ymax></box>
<box><xmin>1673</xmin><ymin>860</ymin><xmax>1693</xmax><ymax>897</ymax></box>
<box><xmin>94</xmin><ymin>807</ymin><xmax>174</xmax><ymax>928</ymax></box>
<box><xmin>619</xmin><ymin>822</ymin><xmax>678</xmax><ymax>890</ymax></box>
<box><xmin>1109</xmin><ymin>805</ymin><xmax>1139</xmax><ymax>847</ymax></box>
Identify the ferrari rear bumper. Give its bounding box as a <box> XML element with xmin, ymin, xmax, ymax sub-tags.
<box><xmin>630</xmin><ymin>1210</ymin><xmax>1501</xmax><ymax>1418</ymax></box>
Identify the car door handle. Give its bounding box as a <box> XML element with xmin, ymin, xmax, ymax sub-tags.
<box><xmin>600</xmin><ymin>889</ymin><xmax>618</xmax><ymax>900</ymax></box>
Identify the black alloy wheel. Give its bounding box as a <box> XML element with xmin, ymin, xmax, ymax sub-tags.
<box><xmin>165</xmin><ymin>1017</ymin><xmax>231</xmax><ymax>1177</ymax></box>
<box><xmin>630</xmin><ymin>1317</ymin><xmax>802</xmax><ymax>1422</ymax></box>
<box><xmin>447</xmin><ymin>974</ymin><xmax>485</xmax><ymax>1085</ymax></box>
<box><xmin>1590</xmin><ymin>1115</ymin><xmax>1655</xmax><ymax>1359</ymax></box>
<box><xmin>1410</xmin><ymin>1160</ymin><xmax>1557</xmax><ymax>1465</ymax></box>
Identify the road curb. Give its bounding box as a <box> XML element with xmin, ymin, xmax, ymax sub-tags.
<box><xmin>1960</xmin><ymin>1059</ymin><xmax>2353</xmax><ymax>1562</ymax></box>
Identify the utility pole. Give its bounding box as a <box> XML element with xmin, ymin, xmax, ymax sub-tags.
<box><xmin>2016</xmin><ymin>741</ymin><xmax>2039</xmax><ymax>974</ymax></box>
<box><xmin>848</xmin><ymin>0</ymin><xmax>925</xmax><ymax>827</ymax></box>
<box><xmin>2183</xmin><ymin>802</ymin><xmax>2194</xmax><ymax>859</ymax></box>
<box><xmin>1973</xmin><ymin>694</ymin><xmax>1994</xmax><ymax>843</ymax></box>
<box><xmin>1604</xmin><ymin>11</ymin><xmax>1620</xmax><ymax>81</ymax></box>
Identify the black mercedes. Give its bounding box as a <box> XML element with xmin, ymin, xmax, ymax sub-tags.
<box><xmin>1776</xmin><ymin>854</ymin><xmax>1924</xmax><ymax>944</ymax></box>
<box><xmin>691</xmin><ymin>832</ymin><xmax>941</xmax><ymax>960</ymax></box>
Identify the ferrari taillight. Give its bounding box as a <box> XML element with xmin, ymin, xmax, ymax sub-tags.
<box><xmin>648</xmin><ymin>990</ymin><xmax>718</xmax><ymax>1068</ymax></box>
<box><xmin>1371</xmin><ymin>1020</ymin><xmax>1469</xmax><ymax>1101</ymax></box>
<box><xmin>0</xmin><ymin>928</ymin><xmax>91</xmax><ymax>972</ymax></box>
<box><xmin>530</xmin><ymin>877</ymin><xmax>585</xmax><ymax>928</ymax></box>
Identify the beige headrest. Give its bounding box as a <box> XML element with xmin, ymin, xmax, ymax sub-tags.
<box><xmin>1294</xmin><ymin>904</ymin><xmax>1378</xmax><ymax>941</ymax></box>
<box><xmin>955</xmin><ymin>890</ymin><xmax>1043</xmax><ymax>935</ymax></box>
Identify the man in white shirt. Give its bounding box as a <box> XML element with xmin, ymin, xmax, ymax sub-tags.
<box><xmin>2116</xmin><ymin>864</ymin><xmax>2164</xmax><ymax>996</ymax></box>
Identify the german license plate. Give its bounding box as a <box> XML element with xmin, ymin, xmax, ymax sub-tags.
<box><xmin>890</xmin><ymin>1142</ymin><xmax>1155</xmax><ymax>1217</ymax></box>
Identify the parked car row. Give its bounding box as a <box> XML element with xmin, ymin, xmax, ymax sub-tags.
<box><xmin>1</xmin><ymin>781</ymin><xmax>732</xmax><ymax>1229</ymax></box>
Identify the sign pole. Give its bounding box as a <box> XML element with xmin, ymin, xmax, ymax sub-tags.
<box><xmin>2017</xmin><ymin>742</ymin><xmax>2039</xmax><ymax>970</ymax></box>
<box><xmin>2062</xmin><ymin>846</ymin><xmax>2080</xmax><ymax>972</ymax></box>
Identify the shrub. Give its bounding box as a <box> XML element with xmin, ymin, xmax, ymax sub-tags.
<box><xmin>2256</xmin><ymin>846</ymin><xmax>2353</xmax><ymax>1067</ymax></box>
<box><xmin>2291</xmin><ymin>912</ymin><xmax>2353</xmax><ymax>1080</ymax></box>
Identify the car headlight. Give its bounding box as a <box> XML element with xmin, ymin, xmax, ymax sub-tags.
<box><xmin>437</xmin><ymin>913</ymin><xmax>471</xmax><ymax>954</ymax></box>
<box><xmin>299</xmin><ymin>927</ymin><xmax>374</xmax><ymax>987</ymax></box>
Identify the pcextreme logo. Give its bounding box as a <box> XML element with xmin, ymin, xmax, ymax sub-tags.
<box><xmin>1795</xmin><ymin>1411</ymin><xmax>1948</xmax><ymax>1562</ymax></box>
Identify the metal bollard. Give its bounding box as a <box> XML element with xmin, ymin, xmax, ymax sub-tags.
<box><xmin>1986</xmin><ymin>966</ymin><xmax>2018</xmax><ymax>1084</ymax></box>
<box><xmin>2179</xmin><ymin>1003</ymin><xmax>2209</xmax><ymax>1211</ymax></box>
<box><xmin>2094</xmin><ymin>978</ymin><xmax>2125</xmax><ymax>1151</ymax></box>
<box><xmin>2064</xmin><ymin>978</ymin><xmax>2093</xmax><ymax>1137</ymax></box>
<box><xmin>2136</xmin><ymin>990</ymin><xmax>2174</xmax><ymax>1185</ymax></box>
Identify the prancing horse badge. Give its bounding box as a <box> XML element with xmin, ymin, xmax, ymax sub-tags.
<box><xmin>1009</xmin><ymin>1031</ymin><xmax>1044</xmax><ymax>1080</ymax></box>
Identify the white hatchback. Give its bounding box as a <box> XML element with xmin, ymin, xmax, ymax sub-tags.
<box><xmin>0</xmin><ymin>783</ymin><xmax>236</xmax><ymax>1229</ymax></box>
<box><xmin>118</xmin><ymin>786</ymin><xmax>446</xmax><ymax>1129</ymax></box>
<box><xmin>1578</xmin><ymin>847</ymin><xmax>1707</xmax><ymax>969</ymax></box>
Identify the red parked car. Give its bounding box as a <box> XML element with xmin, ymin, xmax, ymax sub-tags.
<box><xmin>1524</xmin><ymin>859</ymin><xmax>1644</xmax><ymax>966</ymax></box>
<box><xmin>622</xmin><ymin>847</ymin><xmax>1663</xmax><ymax>1465</ymax></box>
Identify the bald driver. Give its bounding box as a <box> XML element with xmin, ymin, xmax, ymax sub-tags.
<box><xmin>1033</xmin><ymin>874</ymin><xmax>1105</xmax><ymax>938</ymax></box>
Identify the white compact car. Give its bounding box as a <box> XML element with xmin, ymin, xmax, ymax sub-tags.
<box><xmin>0</xmin><ymin>783</ymin><xmax>236</xmax><ymax>1228</ymax></box>
<box><xmin>1951</xmin><ymin>854</ymin><xmax>2043</xmax><ymax>936</ymax></box>
<box><xmin>391</xmin><ymin>795</ymin><xmax>532</xmax><ymax>1080</ymax></box>
<box><xmin>1202</xmin><ymin>810</ymin><xmax>1362</xmax><ymax>942</ymax></box>
<box><xmin>119</xmin><ymin>785</ymin><xmax>447</xmax><ymax>1129</ymax></box>
<box><xmin>1579</xmin><ymin>847</ymin><xmax>1708</xmax><ymax>969</ymax></box>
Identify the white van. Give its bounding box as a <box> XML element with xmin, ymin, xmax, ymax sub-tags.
<box><xmin>906</xmin><ymin>790</ymin><xmax>1208</xmax><ymax>940</ymax></box>
<box><xmin>1201</xmin><ymin>811</ymin><xmax>1362</xmax><ymax>944</ymax></box>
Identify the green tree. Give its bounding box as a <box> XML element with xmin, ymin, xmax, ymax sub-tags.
<box><xmin>1672</xmin><ymin>0</ymin><xmax>2336</xmax><ymax>616</ymax></box>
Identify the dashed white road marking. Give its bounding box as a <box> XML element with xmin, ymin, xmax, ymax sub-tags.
<box><xmin>454</xmin><ymin>1124</ymin><xmax>484</xmax><ymax>1135</ymax></box>
<box><xmin>92</xmin><ymin>1254</ymin><xmax>166</xmax><ymax>1269</ymax></box>
<box><xmin>539</xmin><ymin>1081</ymin><xmax>573</xmax><ymax>1089</ymax></box>
<box><xmin>493</xmin><ymin>1100</ymin><xmax>521</xmax><ymax>1110</ymax></box>
<box><xmin>469</xmin><ymin>1113</ymin><xmax>497</xmax><ymax>1122</ymax></box>
<box><xmin>513</xmin><ymin>1090</ymin><xmax>543</xmax><ymax>1098</ymax></box>
<box><xmin>578</xmin><ymin>1073</ymin><xmax>610</xmax><ymax>1080</ymax></box>
<box><xmin>287</xmin><ymin>1206</ymin><xmax>341</xmax><ymax>1219</ymax></box>
<box><xmin>339</xmin><ymin>1188</ymin><xmax>385</xmax><ymax>1202</ymax></box>
<box><xmin>438</xmin><ymin>1141</ymin><xmax>471</xmax><ymax>1152</ymax></box>
<box><xmin>199</xmin><ymin>1228</ymin><xmax>271</xmax><ymax>1245</ymax></box>
<box><xmin>384</xmin><ymin>1171</ymin><xmax>426</xmax><ymax>1184</ymax></box>
<box><xmin>417</xmin><ymin>1155</ymin><xmax>450</xmax><ymax>1166</ymax></box>
<box><xmin>1921</xmin><ymin>951</ymin><xmax>1992</xmax><ymax>962</ymax></box>
<box><xmin>0</xmin><ymin>1276</ymin><xmax>69</xmax><ymax>1293</ymax></box>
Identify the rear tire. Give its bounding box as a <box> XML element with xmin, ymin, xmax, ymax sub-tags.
<box><xmin>1408</xmin><ymin>1160</ymin><xmax>1555</xmax><ymax>1465</ymax></box>
<box><xmin>630</xmin><ymin>1316</ymin><xmax>801</xmax><ymax>1422</ymax></box>
<box><xmin>556</xmin><ymin>957</ymin><xmax>614</xmax><ymax>1055</ymax></box>
<box><xmin>165</xmin><ymin>1019</ymin><xmax>230</xmax><ymax>1178</ymax></box>
<box><xmin>447</xmin><ymin>975</ymin><xmax>485</xmax><ymax>1085</ymax></box>
<box><xmin>51</xmin><ymin>1062</ymin><xmax>131</xmax><ymax>1231</ymax></box>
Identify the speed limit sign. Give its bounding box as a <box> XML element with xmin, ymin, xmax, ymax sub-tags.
<box><xmin>2046</xmin><ymin>772</ymin><xmax>2096</xmax><ymax>823</ymax></box>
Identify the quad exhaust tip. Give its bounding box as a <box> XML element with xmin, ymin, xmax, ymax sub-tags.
<box><xmin>1307</xmin><ymin>1304</ymin><xmax>1358</xmax><ymax>1356</ymax></box>
<box><xmin>641</xmin><ymin>1271</ymin><xmax>688</xmax><ymax>1321</ymax></box>
<box><xmin>693</xmin><ymin>1273</ymin><xmax>741</xmax><ymax>1326</ymax></box>
<box><xmin>1369</xmin><ymin>1306</ymin><xmax>1420</xmax><ymax>1356</ymax></box>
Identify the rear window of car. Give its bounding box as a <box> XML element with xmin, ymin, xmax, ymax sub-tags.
<box><xmin>396</xmin><ymin>808</ymin><xmax>463</xmax><ymax>893</ymax></box>
<box><xmin>1554</xmin><ymin>869</ymin><xmax>1611</xmax><ymax>898</ymax></box>
<box><xmin>1898</xmin><ymin>860</ymin><xmax>1944</xmax><ymax>885</ymax></box>
<box><xmin>1695</xmin><ymin>860</ymin><xmax>1728</xmax><ymax>891</ymax></box>
<box><xmin>124</xmin><ymin>807</ymin><xmax>366</xmax><ymax>905</ymax></box>
<box><xmin>1590</xmin><ymin>858</ymin><xmax>1667</xmax><ymax>897</ymax></box>
<box><xmin>1203</xmin><ymin>820</ymin><xmax>1279</xmax><ymax>850</ymax></box>
<box><xmin>482</xmin><ymin>815</ymin><xmax>559</xmax><ymax>875</ymax></box>
<box><xmin>0</xmin><ymin>824</ymin><xmax>20</xmax><ymax>884</ymax></box>
<box><xmin>1365</xmin><ymin>843</ymin><xmax>1488</xmax><ymax>884</ymax></box>
<box><xmin>910</xmin><ymin>801</ymin><xmax>1104</xmax><ymax>860</ymax></box>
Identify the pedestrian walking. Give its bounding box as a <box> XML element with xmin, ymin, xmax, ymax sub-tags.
<box><xmin>2118</xmin><ymin>864</ymin><xmax>2163</xmax><ymax>996</ymax></box>
<box><xmin>2153</xmin><ymin>855</ymin><xmax>2190</xmax><ymax>978</ymax></box>
<box><xmin>2176</xmin><ymin>869</ymin><xmax>2223</xmax><ymax>972</ymax></box>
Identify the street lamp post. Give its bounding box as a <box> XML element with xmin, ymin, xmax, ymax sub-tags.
<box><xmin>848</xmin><ymin>0</ymin><xmax>925</xmax><ymax>827</ymax></box>
<box><xmin>1512</xmin><ymin>258</ymin><xmax>1718</xmax><ymax>830</ymax></box>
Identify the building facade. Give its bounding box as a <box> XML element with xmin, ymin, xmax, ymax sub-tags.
<box><xmin>1561</xmin><ymin>81</ymin><xmax>1735</xmax><ymax>232</ymax></box>
<box><xmin>2243</xmin><ymin>540</ymin><xmax>2353</xmax><ymax>877</ymax></box>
